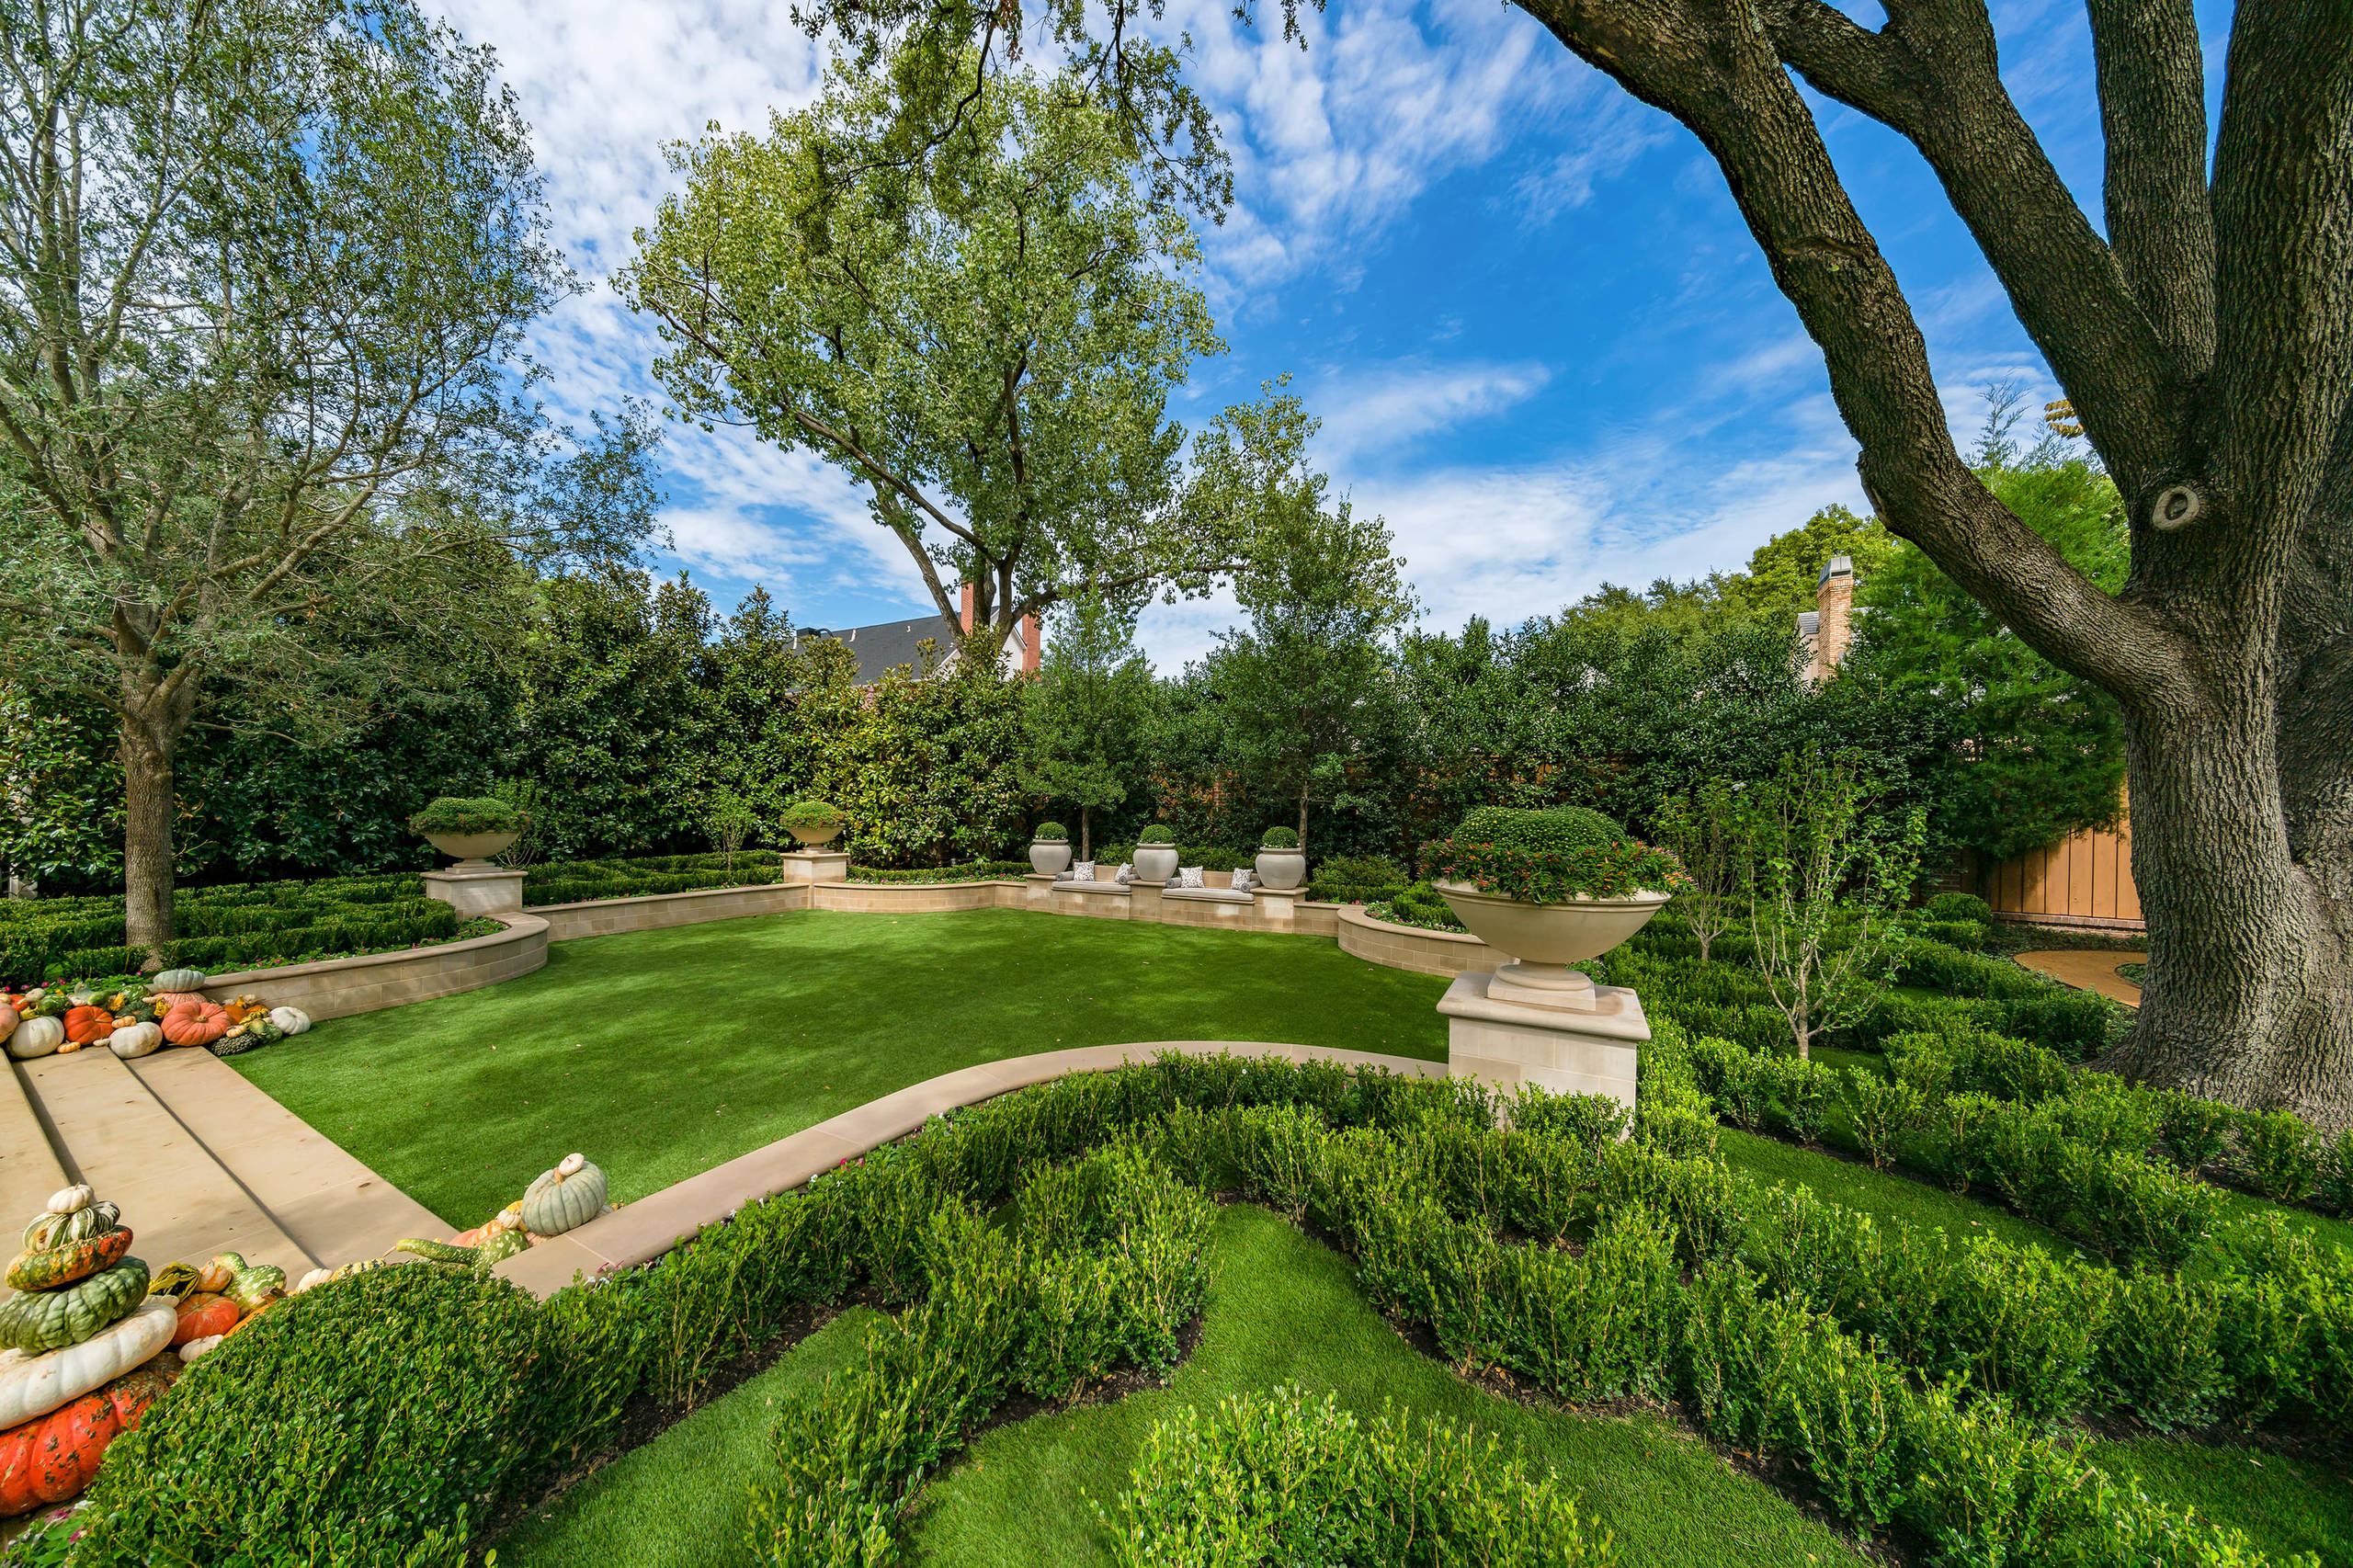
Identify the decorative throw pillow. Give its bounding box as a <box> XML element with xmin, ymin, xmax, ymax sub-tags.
<box><xmin>1116</xmin><ymin>862</ymin><xmax>1134</xmax><ymax>885</ymax></box>
<box><xmin>1177</xmin><ymin>866</ymin><xmax>1204</xmax><ymax>889</ymax></box>
<box><xmin>1072</xmin><ymin>860</ymin><xmax>1097</xmax><ymax>882</ymax></box>
<box><xmin>1231</xmin><ymin>869</ymin><xmax>1256</xmax><ymax>893</ymax></box>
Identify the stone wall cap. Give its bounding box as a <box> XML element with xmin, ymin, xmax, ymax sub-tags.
<box><xmin>206</xmin><ymin>913</ymin><xmax>546</xmax><ymax>991</ymax></box>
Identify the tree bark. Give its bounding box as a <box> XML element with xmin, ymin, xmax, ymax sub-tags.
<box><xmin>1298</xmin><ymin>790</ymin><xmax>1310</xmax><ymax>855</ymax></box>
<box><xmin>117</xmin><ymin>661</ymin><xmax>199</xmax><ymax>960</ymax></box>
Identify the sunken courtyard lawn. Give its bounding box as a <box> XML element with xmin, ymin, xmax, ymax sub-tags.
<box><xmin>232</xmin><ymin>909</ymin><xmax>1450</xmax><ymax>1227</ymax></box>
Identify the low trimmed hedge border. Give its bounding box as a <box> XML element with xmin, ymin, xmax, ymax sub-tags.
<box><xmin>74</xmin><ymin>1054</ymin><xmax>2325</xmax><ymax>1568</ymax></box>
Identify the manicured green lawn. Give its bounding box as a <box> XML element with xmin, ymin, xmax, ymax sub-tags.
<box><xmin>500</xmin><ymin>1206</ymin><xmax>1875</xmax><ymax>1568</ymax></box>
<box><xmin>1717</xmin><ymin>1128</ymin><xmax>2091</xmax><ymax>1261</ymax></box>
<box><xmin>2087</xmin><ymin>1437</ymin><xmax>2353</xmax><ymax>1565</ymax></box>
<box><xmin>233</xmin><ymin>909</ymin><xmax>1449</xmax><ymax>1228</ymax></box>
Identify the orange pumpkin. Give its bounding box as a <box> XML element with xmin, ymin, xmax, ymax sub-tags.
<box><xmin>0</xmin><ymin>1358</ymin><xmax>176</xmax><ymax>1517</ymax></box>
<box><xmin>145</xmin><ymin>991</ymin><xmax>204</xmax><ymax>1011</ymax></box>
<box><xmin>159</xmin><ymin>1001</ymin><xmax>229</xmax><ymax>1047</ymax></box>
<box><xmin>62</xmin><ymin>1006</ymin><xmax>113</xmax><ymax>1046</ymax></box>
<box><xmin>170</xmin><ymin>1291</ymin><xmax>241</xmax><ymax>1346</ymax></box>
<box><xmin>222</xmin><ymin>1295</ymin><xmax>276</xmax><ymax>1336</ymax></box>
<box><xmin>221</xmin><ymin>998</ymin><xmax>267</xmax><ymax>1025</ymax></box>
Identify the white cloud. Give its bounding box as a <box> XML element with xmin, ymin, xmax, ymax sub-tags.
<box><xmin>1311</xmin><ymin>358</ymin><xmax>1553</xmax><ymax>463</ymax></box>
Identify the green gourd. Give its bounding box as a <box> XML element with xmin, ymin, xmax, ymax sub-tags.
<box><xmin>0</xmin><ymin>1258</ymin><xmax>150</xmax><ymax>1355</ymax></box>
<box><xmin>22</xmin><ymin>1189</ymin><xmax>116</xmax><ymax>1252</ymax></box>
<box><xmin>209</xmin><ymin>1254</ymin><xmax>287</xmax><ymax>1312</ymax></box>
<box><xmin>519</xmin><ymin>1153</ymin><xmax>606</xmax><ymax>1237</ymax></box>
<box><xmin>151</xmin><ymin>969</ymin><xmax>207</xmax><ymax>994</ymax></box>
<box><xmin>395</xmin><ymin>1228</ymin><xmax>529</xmax><ymax>1274</ymax></box>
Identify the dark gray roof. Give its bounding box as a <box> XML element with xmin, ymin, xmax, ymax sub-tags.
<box><xmin>1797</xmin><ymin>610</ymin><xmax>1822</xmax><ymax>637</ymax></box>
<box><xmin>798</xmin><ymin>616</ymin><xmax>958</xmax><ymax>683</ymax></box>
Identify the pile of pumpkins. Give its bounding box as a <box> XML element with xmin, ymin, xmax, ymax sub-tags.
<box><xmin>3</xmin><ymin>969</ymin><xmax>312</xmax><ymax>1062</ymax></box>
<box><xmin>398</xmin><ymin>1153</ymin><xmax>610</xmax><ymax>1271</ymax></box>
<box><xmin>0</xmin><ymin>1185</ymin><xmax>177</xmax><ymax>1517</ymax></box>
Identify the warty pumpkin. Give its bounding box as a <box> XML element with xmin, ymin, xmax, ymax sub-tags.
<box><xmin>158</xmin><ymin>1000</ymin><xmax>229</xmax><ymax>1048</ymax></box>
<box><xmin>6</xmin><ymin>1226</ymin><xmax>132</xmax><ymax>1293</ymax></box>
<box><xmin>0</xmin><ymin>1259</ymin><xmax>150</xmax><ymax>1356</ymax></box>
<box><xmin>0</xmin><ymin>1357</ymin><xmax>176</xmax><ymax>1517</ymax></box>
<box><xmin>520</xmin><ymin>1153</ymin><xmax>607</xmax><ymax>1237</ymax></box>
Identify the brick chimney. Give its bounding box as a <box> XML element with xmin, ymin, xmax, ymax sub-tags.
<box><xmin>1808</xmin><ymin>554</ymin><xmax>1856</xmax><ymax>683</ymax></box>
<box><xmin>959</xmin><ymin>582</ymin><xmax>974</xmax><ymax>634</ymax></box>
<box><xmin>1019</xmin><ymin>612</ymin><xmax>1040</xmax><ymax>673</ymax></box>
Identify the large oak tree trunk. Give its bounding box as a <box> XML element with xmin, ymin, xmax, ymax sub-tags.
<box><xmin>118</xmin><ymin>662</ymin><xmax>199</xmax><ymax>960</ymax></box>
<box><xmin>2112</xmin><ymin>675</ymin><xmax>2353</xmax><ymax>1123</ymax></box>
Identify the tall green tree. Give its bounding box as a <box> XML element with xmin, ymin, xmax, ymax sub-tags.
<box><xmin>1018</xmin><ymin>596</ymin><xmax>1154</xmax><ymax>859</ymax></box>
<box><xmin>1203</xmin><ymin>400</ymin><xmax>1415</xmax><ymax>852</ymax></box>
<box><xmin>0</xmin><ymin>0</ymin><xmax>653</xmax><ymax>950</ymax></box>
<box><xmin>1851</xmin><ymin>458</ymin><xmax>2131</xmax><ymax>863</ymax></box>
<box><xmin>624</xmin><ymin>56</ymin><xmax>1251</xmax><ymax>645</ymax></box>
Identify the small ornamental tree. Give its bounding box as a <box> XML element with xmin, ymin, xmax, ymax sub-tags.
<box><xmin>1652</xmin><ymin>780</ymin><xmax>1749</xmax><ymax>962</ymax></box>
<box><xmin>706</xmin><ymin>792</ymin><xmax>760</xmax><ymax>873</ymax></box>
<box><xmin>1017</xmin><ymin>596</ymin><xmax>1154</xmax><ymax>860</ymax></box>
<box><xmin>1742</xmin><ymin>750</ymin><xmax>1926</xmax><ymax>1059</ymax></box>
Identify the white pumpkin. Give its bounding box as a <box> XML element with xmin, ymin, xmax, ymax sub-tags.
<box><xmin>6</xmin><ymin>1015</ymin><xmax>63</xmax><ymax>1061</ymax></box>
<box><xmin>266</xmin><ymin>1006</ymin><xmax>312</xmax><ymax>1036</ymax></box>
<box><xmin>0</xmin><ymin>1297</ymin><xmax>175</xmax><ymax>1429</ymax></box>
<box><xmin>106</xmin><ymin>1021</ymin><xmax>164</xmax><ymax>1060</ymax></box>
<box><xmin>177</xmin><ymin>1333</ymin><xmax>224</xmax><ymax>1363</ymax></box>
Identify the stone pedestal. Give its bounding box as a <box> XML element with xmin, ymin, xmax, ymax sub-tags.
<box><xmin>422</xmin><ymin>864</ymin><xmax>526</xmax><ymax>917</ymax></box>
<box><xmin>1438</xmin><ymin>970</ymin><xmax>1648</xmax><ymax>1111</ymax></box>
<box><xmin>1256</xmin><ymin>887</ymin><xmax>1299</xmax><ymax>925</ymax></box>
<box><xmin>1025</xmin><ymin>872</ymin><xmax>1058</xmax><ymax>909</ymax></box>
<box><xmin>1129</xmin><ymin>878</ymin><xmax>1166</xmax><ymax>920</ymax></box>
<box><xmin>779</xmin><ymin>849</ymin><xmax>850</xmax><ymax>884</ymax></box>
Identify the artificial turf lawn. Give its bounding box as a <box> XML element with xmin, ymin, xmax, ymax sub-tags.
<box><xmin>1716</xmin><ymin>1127</ymin><xmax>2091</xmax><ymax>1260</ymax></box>
<box><xmin>2086</xmin><ymin>1437</ymin><xmax>2353</xmax><ymax>1565</ymax></box>
<box><xmin>231</xmin><ymin>908</ymin><xmax>1450</xmax><ymax>1227</ymax></box>
<box><xmin>499</xmin><ymin>1206</ymin><xmax>1875</xmax><ymax>1568</ymax></box>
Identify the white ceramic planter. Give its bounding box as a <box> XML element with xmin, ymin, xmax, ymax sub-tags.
<box><xmin>1133</xmin><ymin>845</ymin><xmax>1179</xmax><ymax>881</ymax></box>
<box><xmin>1030</xmin><ymin>841</ymin><xmax>1073</xmax><ymax>875</ymax></box>
<box><xmin>1433</xmin><ymin>881</ymin><xmax>1671</xmax><ymax>1005</ymax></box>
<box><xmin>1255</xmin><ymin>848</ymin><xmax>1307</xmax><ymax>891</ymax></box>
<box><xmin>788</xmin><ymin>821</ymin><xmax>844</xmax><ymax>846</ymax></box>
<box><xmin>423</xmin><ymin>829</ymin><xmax>519</xmax><ymax>869</ymax></box>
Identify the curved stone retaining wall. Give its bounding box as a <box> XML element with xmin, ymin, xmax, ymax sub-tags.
<box><xmin>533</xmin><ymin>881</ymin><xmax>812</xmax><ymax>940</ymax></box>
<box><xmin>495</xmin><ymin>1040</ymin><xmax>1443</xmax><ymax>1299</ymax></box>
<box><xmin>1336</xmin><ymin>903</ymin><xmax>1499</xmax><ymax>979</ymax></box>
<box><xmin>199</xmin><ymin>915</ymin><xmax>549</xmax><ymax>1022</ymax></box>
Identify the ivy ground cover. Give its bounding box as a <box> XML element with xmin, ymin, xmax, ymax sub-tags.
<box><xmin>230</xmin><ymin>908</ymin><xmax>1449</xmax><ymax>1226</ymax></box>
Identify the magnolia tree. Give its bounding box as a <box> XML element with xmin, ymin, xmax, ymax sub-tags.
<box><xmin>625</xmin><ymin>56</ymin><xmax>1269</xmax><ymax>647</ymax></box>
<box><xmin>0</xmin><ymin>0</ymin><xmax>655</xmax><ymax>951</ymax></box>
<box><xmin>784</xmin><ymin>0</ymin><xmax>2353</xmax><ymax>1127</ymax></box>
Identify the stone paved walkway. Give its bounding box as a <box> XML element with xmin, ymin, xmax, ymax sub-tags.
<box><xmin>2015</xmin><ymin>949</ymin><xmax>2145</xmax><ymax>1006</ymax></box>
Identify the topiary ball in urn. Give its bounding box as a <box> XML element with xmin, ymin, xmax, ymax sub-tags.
<box><xmin>1030</xmin><ymin>822</ymin><xmax>1072</xmax><ymax>876</ymax></box>
<box><xmin>1255</xmin><ymin>826</ymin><xmax>1306</xmax><ymax>891</ymax></box>
<box><xmin>409</xmin><ymin>797</ymin><xmax>521</xmax><ymax>867</ymax></box>
<box><xmin>1133</xmin><ymin>825</ymin><xmax>1178</xmax><ymax>881</ymax></box>
<box><xmin>1421</xmin><ymin>807</ymin><xmax>1686</xmax><ymax>1007</ymax></box>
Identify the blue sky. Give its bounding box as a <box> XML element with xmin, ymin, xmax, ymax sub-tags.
<box><xmin>440</xmin><ymin>0</ymin><xmax>2210</xmax><ymax>668</ymax></box>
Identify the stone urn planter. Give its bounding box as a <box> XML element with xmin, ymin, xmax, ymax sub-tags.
<box><xmin>422</xmin><ymin>830</ymin><xmax>518</xmax><ymax>869</ymax></box>
<box><xmin>1433</xmin><ymin>881</ymin><xmax>1672</xmax><ymax>1007</ymax></box>
<box><xmin>1030</xmin><ymin>839</ymin><xmax>1073</xmax><ymax>876</ymax></box>
<box><xmin>1255</xmin><ymin>845</ymin><xmax>1307</xmax><ymax>891</ymax></box>
<box><xmin>1133</xmin><ymin>843</ymin><xmax>1180</xmax><ymax>881</ymax></box>
<box><xmin>788</xmin><ymin>822</ymin><xmax>842</xmax><ymax>846</ymax></box>
<box><xmin>781</xmin><ymin>800</ymin><xmax>844</xmax><ymax>847</ymax></box>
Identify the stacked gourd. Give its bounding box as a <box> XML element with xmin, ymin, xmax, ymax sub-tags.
<box><xmin>146</xmin><ymin>1253</ymin><xmax>289</xmax><ymax>1363</ymax></box>
<box><xmin>0</xmin><ymin>1186</ymin><xmax>176</xmax><ymax>1517</ymax></box>
<box><xmin>398</xmin><ymin>1153</ymin><xmax>609</xmax><ymax>1271</ymax></box>
<box><xmin>2</xmin><ymin>971</ymin><xmax>310</xmax><ymax>1062</ymax></box>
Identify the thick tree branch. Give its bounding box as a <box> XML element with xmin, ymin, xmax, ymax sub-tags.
<box><xmin>2086</xmin><ymin>0</ymin><xmax>2216</xmax><ymax>371</ymax></box>
<box><xmin>1762</xmin><ymin>0</ymin><xmax>2185</xmax><ymax>496</ymax></box>
<box><xmin>1518</xmin><ymin>0</ymin><xmax>2193</xmax><ymax>704</ymax></box>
